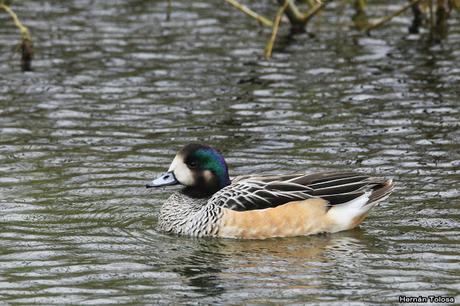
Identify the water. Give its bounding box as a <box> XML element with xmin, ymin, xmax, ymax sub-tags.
<box><xmin>1</xmin><ymin>1</ymin><xmax>459</xmax><ymax>304</ymax></box>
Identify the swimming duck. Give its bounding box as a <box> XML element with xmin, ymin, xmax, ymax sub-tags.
<box><xmin>146</xmin><ymin>144</ymin><xmax>394</xmax><ymax>239</ymax></box>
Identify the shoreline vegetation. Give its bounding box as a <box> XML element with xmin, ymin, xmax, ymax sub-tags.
<box><xmin>1</xmin><ymin>1</ymin><xmax>459</xmax><ymax>71</ymax></box>
<box><xmin>223</xmin><ymin>0</ymin><xmax>459</xmax><ymax>59</ymax></box>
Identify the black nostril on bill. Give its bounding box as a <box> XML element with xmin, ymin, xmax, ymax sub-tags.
<box><xmin>164</xmin><ymin>175</ymin><xmax>169</xmax><ymax>180</ymax></box>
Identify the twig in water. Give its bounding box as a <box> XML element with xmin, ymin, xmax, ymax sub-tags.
<box><xmin>264</xmin><ymin>0</ymin><xmax>289</xmax><ymax>60</ymax></box>
<box><xmin>434</xmin><ymin>0</ymin><xmax>449</xmax><ymax>41</ymax></box>
<box><xmin>365</xmin><ymin>0</ymin><xmax>422</xmax><ymax>33</ymax></box>
<box><xmin>166</xmin><ymin>0</ymin><xmax>172</xmax><ymax>21</ymax></box>
<box><xmin>0</xmin><ymin>2</ymin><xmax>33</xmax><ymax>71</ymax></box>
<box><xmin>281</xmin><ymin>0</ymin><xmax>305</xmax><ymax>28</ymax></box>
<box><xmin>224</xmin><ymin>0</ymin><xmax>273</xmax><ymax>27</ymax></box>
<box><xmin>279</xmin><ymin>0</ymin><xmax>326</xmax><ymax>32</ymax></box>
<box><xmin>303</xmin><ymin>1</ymin><xmax>326</xmax><ymax>24</ymax></box>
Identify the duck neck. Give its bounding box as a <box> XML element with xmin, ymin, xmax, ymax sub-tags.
<box><xmin>182</xmin><ymin>187</ymin><xmax>213</xmax><ymax>199</ymax></box>
<box><xmin>182</xmin><ymin>172</ymin><xmax>230</xmax><ymax>199</ymax></box>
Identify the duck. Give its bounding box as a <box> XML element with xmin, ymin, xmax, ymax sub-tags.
<box><xmin>146</xmin><ymin>143</ymin><xmax>394</xmax><ymax>239</ymax></box>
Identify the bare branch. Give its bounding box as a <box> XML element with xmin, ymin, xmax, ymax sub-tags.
<box><xmin>225</xmin><ymin>0</ymin><xmax>273</xmax><ymax>27</ymax></box>
<box><xmin>365</xmin><ymin>0</ymin><xmax>422</xmax><ymax>32</ymax></box>
<box><xmin>303</xmin><ymin>1</ymin><xmax>326</xmax><ymax>24</ymax></box>
<box><xmin>278</xmin><ymin>0</ymin><xmax>326</xmax><ymax>31</ymax></box>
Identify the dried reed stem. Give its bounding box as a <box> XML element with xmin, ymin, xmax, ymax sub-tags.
<box><xmin>264</xmin><ymin>0</ymin><xmax>289</xmax><ymax>60</ymax></box>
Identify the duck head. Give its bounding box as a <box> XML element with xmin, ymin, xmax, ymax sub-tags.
<box><xmin>146</xmin><ymin>144</ymin><xmax>231</xmax><ymax>198</ymax></box>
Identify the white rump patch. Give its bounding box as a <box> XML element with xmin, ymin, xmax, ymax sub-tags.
<box><xmin>327</xmin><ymin>192</ymin><xmax>372</xmax><ymax>232</ymax></box>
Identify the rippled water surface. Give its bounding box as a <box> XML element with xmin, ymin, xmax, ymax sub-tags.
<box><xmin>1</xmin><ymin>1</ymin><xmax>459</xmax><ymax>304</ymax></box>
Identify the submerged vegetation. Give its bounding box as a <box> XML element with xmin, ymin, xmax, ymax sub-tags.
<box><xmin>0</xmin><ymin>0</ymin><xmax>33</xmax><ymax>71</ymax></box>
<box><xmin>224</xmin><ymin>0</ymin><xmax>460</xmax><ymax>59</ymax></box>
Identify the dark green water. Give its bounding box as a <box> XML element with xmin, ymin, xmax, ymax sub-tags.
<box><xmin>1</xmin><ymin>1</ymin><xmax>459</xmax><ymax>304</ymax></box>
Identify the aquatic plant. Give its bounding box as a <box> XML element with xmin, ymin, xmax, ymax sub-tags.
<box><xmin>0</xmin><ymin>0</ymin><xmax>33</xmax><ymax>71</ymax></box>
<box><xmin>222</xmin><ymin>0</ymin><xmax>460</xmax><ymax>59</ymax></box>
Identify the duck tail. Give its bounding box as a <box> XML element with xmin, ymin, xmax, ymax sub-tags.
<box><xmin>326</xmin><ymin>179</ymin><xmax>394</xmax><ymax>232</ymax></box>
<box><xmin>368</xmin><ymin>178</ymin><xmax>394</xmax><ymax>205</ymax></box>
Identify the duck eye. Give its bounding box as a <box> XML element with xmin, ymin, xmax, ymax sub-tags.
<box><xmin>188</xmin><ymin>161</ymin><xmax>198</xmax><ymax>169</ymax></box>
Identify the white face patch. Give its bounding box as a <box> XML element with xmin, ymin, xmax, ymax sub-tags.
<box><xmin>168</xmin><ymin>154</ymin><xmax>194</xmax><ymax>186</ymax></box>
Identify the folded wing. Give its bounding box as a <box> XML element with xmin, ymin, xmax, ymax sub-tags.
<box><xmin>210</xmin><ymin>172</ymin><xmax>394</xmax><ymax>211</ymax></box>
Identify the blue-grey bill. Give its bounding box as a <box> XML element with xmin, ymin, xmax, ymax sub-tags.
<box><xmin>146</xmin><ymin>171</ymin><xmax>178</xmax><ymax>188</ymax></box>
